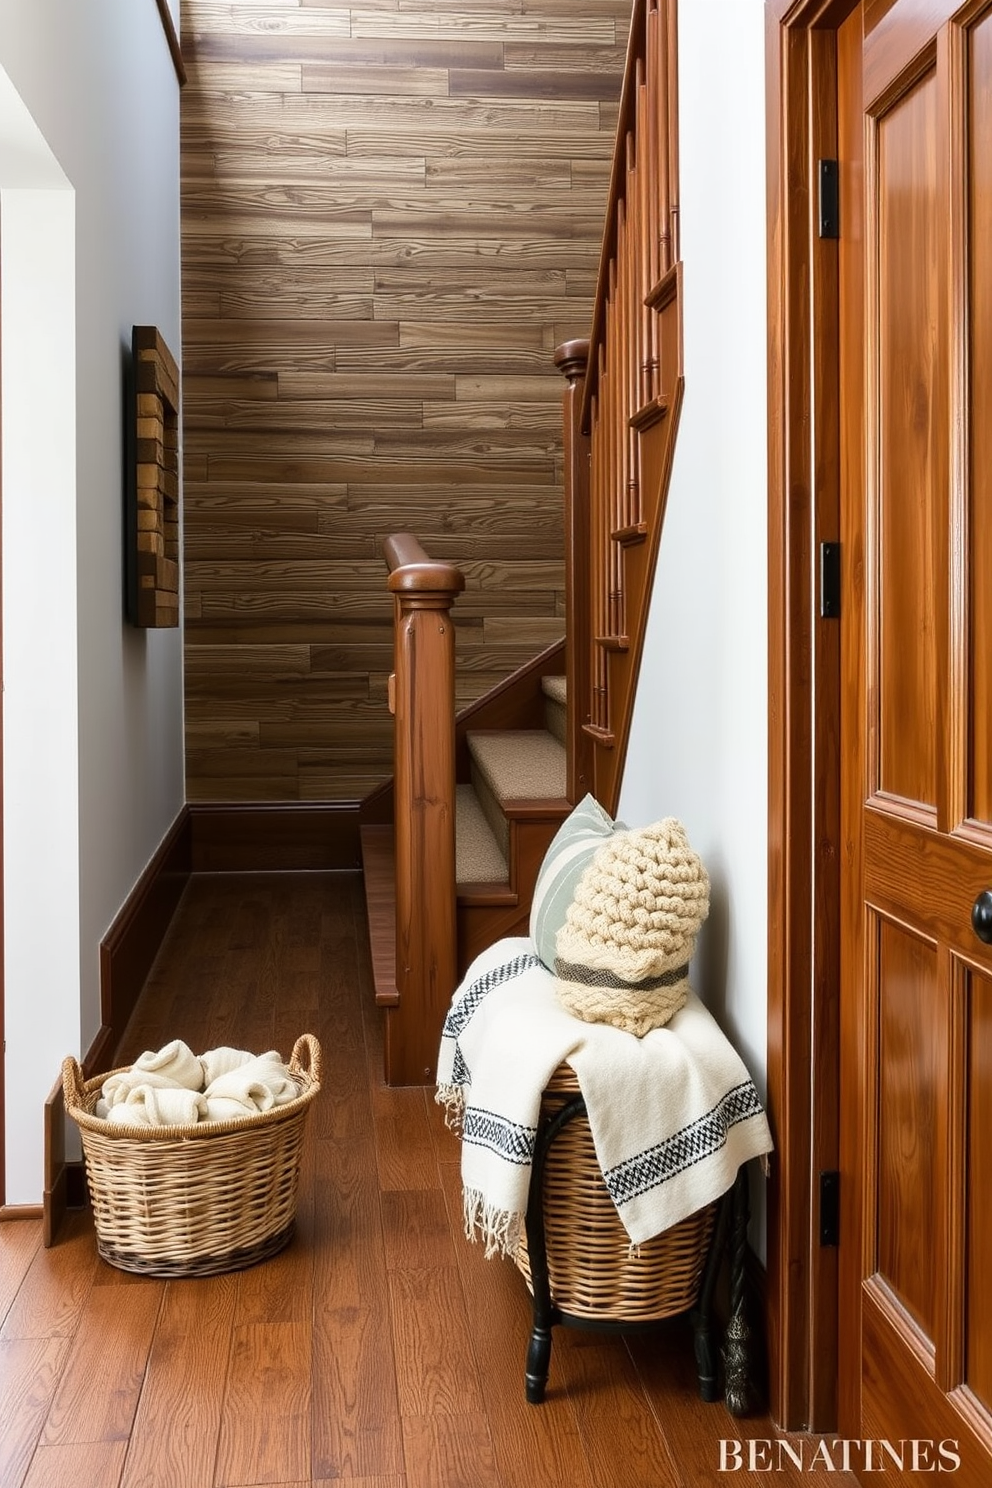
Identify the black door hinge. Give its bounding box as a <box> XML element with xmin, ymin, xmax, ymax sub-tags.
<box><xmin>820</xmin><ymin>1170</ymin><xmax>840</xmax><ymax>1246</ymax></box>
<box><xmin>820</xmin><ymin>541</ymin><xmax>840</xmax><ymax>618</ymax></box>
<box><xmin>819</xmin><ymin>159</ymin><xmax>840</xmax><ymax>239</ymax></box>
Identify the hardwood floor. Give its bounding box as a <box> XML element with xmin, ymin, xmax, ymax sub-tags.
<box><xmin>1</xmin><ymin>874</ymin><xmax>851</xmax><ymax>1486</ymax></box>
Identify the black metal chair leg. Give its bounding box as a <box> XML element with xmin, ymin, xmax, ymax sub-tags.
<box><xmin>522</xmin><ymin>1095</ymin><xmax>583</xmax><ymax>1403</ymax></box>
<box><xmin>525</xmin><ymin>1323</ymin><xmax>553</xmax><ymax>1403</ymax></box>
<box><xmin>693</xmin><ymin>1316</ymin><xmax>720</xmax><ymax>1402</ymax></box>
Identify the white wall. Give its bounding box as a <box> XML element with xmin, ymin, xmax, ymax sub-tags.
<box><xmin>1</xmin><ymin>1</ymin><xmax>184</xmax><ymax>1204</ymax></box>
<box><xmin>618</xmin><ymin>0</ymin><xmax>769</xmax><ymax>1246</ymax></box>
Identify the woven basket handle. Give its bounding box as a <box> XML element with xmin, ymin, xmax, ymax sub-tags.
<box><xmin>289</xmin><ymin>1033</ymin><xmax>321</xmax><ymax>1087</ymax></box>
<box><xmin>62</xmin><ymin>1055</ymin><xmax>87</xmax><ymax>1116</ymax></box>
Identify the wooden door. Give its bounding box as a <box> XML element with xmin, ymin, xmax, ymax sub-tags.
<box><xmin>839</xmin><ymin>1</ymin><xmax>992</xmax><ymax>1478</ymax></box>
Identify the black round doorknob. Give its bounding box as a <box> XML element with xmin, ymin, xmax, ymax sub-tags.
<box><xmin>972</xmin><ymin>891</ymin><xmax>992</xmax><ymax>944</ymax></box>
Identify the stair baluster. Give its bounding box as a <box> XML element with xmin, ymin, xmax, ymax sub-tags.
<box><xmin>554</xmin><ymin>340</ymin><xmax>594</xmax><ymax>804</ymax></box>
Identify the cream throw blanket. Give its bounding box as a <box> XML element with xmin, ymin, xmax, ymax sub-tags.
<box><xmin>436</xmin><ymin>937</ymin><xmax>774</xmax><ymax>1256</ymax></box>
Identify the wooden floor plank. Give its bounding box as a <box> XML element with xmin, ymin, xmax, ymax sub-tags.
<box><xmin>435</xmin><ymin>1157</ymin><xmax>596</xmax><ymax>1488</ymax></box>
<box><xmin>401</xmin><ymin>1412</ymin><xmax>501</xmax><ymax>1488</ymax></box>
<box><xmin>370</xmin><ymin>1084</ymin><xmax>440</xmax><ymax>1193</ymax></box>
<box><xmin>40</xmin><ymin>1283</ymin><xmax>163</xmax><ymax>1446</ymax></box>
<box><xmin>554</xmin><ymin>1332</ymin><xmax>684</xmax><ymax>1488</ymax></box>
<box><xmin>119</xmin><ymin>1277</ymin><xmax>237</xmax><ymax>1488</ymax></box>
<box><xmin>215</xmin><ymin>1321</ymin><xmax>312</xmax><ymax>1487</ymax></box>
<box><xmin>23</xmin><ymin>1440</ymin><xmax>127</xmax><ymax>1488</ymax></box>
<box><xmin>314</xmin><ymin>1479</ymin><xmax>405</xmax><ymax>1488</ymax></box>
<box><xmin>0</xmin><ymin>1221</ymin><xmax>44</xmax><ymax>1330</ymax></box>
<box><xmin>0</xmin><ymin>1210</ymin><xmax>98</xmax><ymax>1342</ymax></box>
<box><xmin>387</xmin><ymin>1266</ymin><xmax>485</xmax><ymax>1417</ymax></box>
<box><xmin>0</xmin><ymin>1338</ymin><xmax>70</xmax><ymax>1488</ymax></box>
<box><xmin>311</xmin><ymin>1299</ymin><xmax>406</xmax><ymax>1481</ymax></box>
<box><xmin>379</xmin><ymin>1190</ymin><xmax>458</xmax><ymax>1272</ymax></box>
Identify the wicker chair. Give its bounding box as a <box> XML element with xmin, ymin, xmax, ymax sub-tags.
<box><xmin>515</xmin><ymin>1062</ymin><xmax>754</xmax><ymax>1409</ymax></box>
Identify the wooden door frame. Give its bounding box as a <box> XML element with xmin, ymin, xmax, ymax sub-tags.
<box><xmin>765</xmin><ymin>0</ymin><xmax>858</xmax><ymax>1433</ymax></box>
<box><xmin>0</xmin><ymin>204</ymin><xmax>4</xmax><ymax>1209</ymax></box>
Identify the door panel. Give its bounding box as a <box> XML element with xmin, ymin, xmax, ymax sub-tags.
<box><xmin>841</xmin><ymin>0</ymin><xmax>992</xmax><ymax>1478</ymax></box>
<box><xmin>969</xmin><ymin>12</ymin><xmax>992</xmax><ymax>822</ymax></box>
<box><xmin>875</xmin><ymin>916</ymin><xmax>939</xmax><ymax>1338</ymax></box>
<box><xmin>876</xmin><ymin>69</ymin><xmax>940</xmax><ymax>813</ymax></box>
<box><xmin>966</xmin><ymin>968</ymin><xmax>992</xmax><ymax>1411</ymax></box>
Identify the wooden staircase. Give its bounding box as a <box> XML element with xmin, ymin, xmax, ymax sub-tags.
<box><xmin>361</xmin><ymin>0</ymin><xmax>682</xmax><ymax>1085</ymax></box>
<box><xmin>360</xmin><ymin>600</ymin><xmax>571</xmax><ymax>1083</ymax></box>
<box><xmin>454</xmin><ymin>659</ymin><xmax>571</xmax><ymax>974</ymax></box>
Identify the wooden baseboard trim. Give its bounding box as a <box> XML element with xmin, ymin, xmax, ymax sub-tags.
<box><xmin>43</xmin><ymin>807</ymin><xmax>192</xmax><ymax>1246</ymax></box>
<box><xmin>0</xmin><ymin>1204</ymin><xmax>44</xmax><ymax>1222</ymax></box>
<box><xmin>43</xmin><ymin>1066</ymin><xmax>68</xmax><ymax>1246</ymax></box>
<box><xmin>100</xmin><ymin>808</ymin><xmax>193</xmax><ymax>1049</ymax></box>
<box><xmin>359</xmin><ymin>777</ymin><xmax>394</xmax><ymax>826</ymax></box>
<box><xmin>188</xmin><ymin>802</ymin><xmax>362</xmax><ymax>872</ymax></box>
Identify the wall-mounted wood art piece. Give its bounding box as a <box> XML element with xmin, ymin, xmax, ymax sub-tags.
<box><xmin>126</xmin><ymin>325</ymin><xmax>180</xmax><ymax>627</ymax></box>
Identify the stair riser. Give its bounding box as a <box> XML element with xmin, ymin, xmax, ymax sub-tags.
<box><xmin>455</xmin><ymin>783</ymin><xmax>508</xmax><ymax>886</ymax></box>
<box><xmin>470</xmin><ymin>760</ymin><xmax>511</xmax><ymax>860</ymax></box>
<box><xmin>457</xmin><ymin>809</ymin><xmax>571</xmax><ymax>974</ymax></box>
<box><xmin>544</xmin><ymin>696</ymin><xmax>567</xmax><ymax>747</ymax></box>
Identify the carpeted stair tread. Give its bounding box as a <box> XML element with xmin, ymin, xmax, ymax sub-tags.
<box><xmin>541</xmin><ymin>675</ymin><xmax>567</xmax><ymax>707</ymax></box>
<box><xmin>456</xmin><ymin>784</ymin><xmax>509</xmax><ymax>885</ymax></box>
<box><xmin>467</xmin><ymin>729</ymin><xmax>567</xmax><ymax>805</ymax></box>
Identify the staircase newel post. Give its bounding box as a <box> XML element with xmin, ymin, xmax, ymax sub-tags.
<box><xmin>555</xmin><ymin>338</ymin><xmax>594</xmax><ymax>805</ymax></box>
<box><xmin>386</xmin><ymin>557</ymin><xmax>465</xmax><ymax>1086</ymax></box>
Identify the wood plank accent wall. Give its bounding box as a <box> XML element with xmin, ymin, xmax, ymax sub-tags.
<box><xmin>180</xmin><ymin>0</ymin><xmax>631</xmax><ymax>804</ymax></box>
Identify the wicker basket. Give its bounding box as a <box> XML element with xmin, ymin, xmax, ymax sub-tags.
<box><xmin>62</xmin><ymin>1034</ymin><xmax>321</xmax><ymax>1278</ymax></box>
<box><xmin>515</xmin><ymin>1062</ymin><xmax>717</xmax><ymax>1322</ymax></box>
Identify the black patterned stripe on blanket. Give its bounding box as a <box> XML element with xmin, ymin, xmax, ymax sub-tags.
<box><xmin>461</xmin><ymin>1105</ymin><xmax>537</xmax><ymax>1166</ymax></box>
<box><xmin>449</xmin><ymin>1043</ymin><xmax>470</xmax><ymax>1090</ymax></box>
<box><xmin>441</xmin><ymin>952</ymin><xmax>542</xmax><ymax>1040</ymax></box>
<box><xmin>603</xmin><ymin>1081</ymin><xmax>765</xmax><ymax>1208</ymax></box>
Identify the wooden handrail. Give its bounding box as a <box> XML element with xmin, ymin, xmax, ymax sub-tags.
<box><xmin>155</xmin><ymin>0</ymin><xmax>186</xmax><ymax>86</ymax></box>
<box><xmin>382</xmin><ymin>534</ymin><xmax>465</xmax><ymax>1085</ymax></box>
<box><xmin>383</xmin><ymin>531</ymin><xmax>431</xmax><ymax>573</ymax></box>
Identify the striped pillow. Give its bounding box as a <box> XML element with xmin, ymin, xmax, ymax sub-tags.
<box><xmin>529</xmin><ymin>794</ymin><xmax>624</xmax><ymax>971</ymax></box>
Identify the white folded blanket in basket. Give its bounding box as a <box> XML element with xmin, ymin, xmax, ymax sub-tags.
<box><xmin>93</xmin><ymin>1043</ymin><xmax>297</xmax><ymax>1126</ymax></box>
<box><xmin>131</xmin><ymin>1038</ymin><xmax>203</xmax><ymax>1091</ymax></box>
<box><xmin>436</xmin><ymin>937</ymin><xmax>774</xmax><ymax>1256</ymax></box>
<box><xmin>199</xmin><ymin>1045</ymin><xmax>255</xmax><ymax>1087</ymax></box>
<box><xmin>100</xmin><ymin>1067</ymin><xmax>186</xmax><ymax>1109</ymax></box>
<box><xmin>203</xmin><ymin>1054</ymin><xmax>299</xmax><ymax>1119</ymax></box>
<box><xmin>107</xmin><ymin>1085</ymin><xmax>208</xmax><ymax>1128</ymax></box>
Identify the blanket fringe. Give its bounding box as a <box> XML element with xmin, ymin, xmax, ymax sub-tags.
<box><xmin>463</xmin><ymin>1187</ymin><xmax>523</xmax><ymax>1260</ymax></box>
<box><xmin>435</xmin><ymin>1083</ymin><xmax>465</xmax><ymax>1134</ymax></box>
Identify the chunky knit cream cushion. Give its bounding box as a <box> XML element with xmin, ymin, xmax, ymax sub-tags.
<box><xmin>553</xmin><ymin>817</ymin><xmax>710</xmax><ymax>1036</ymax></box>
